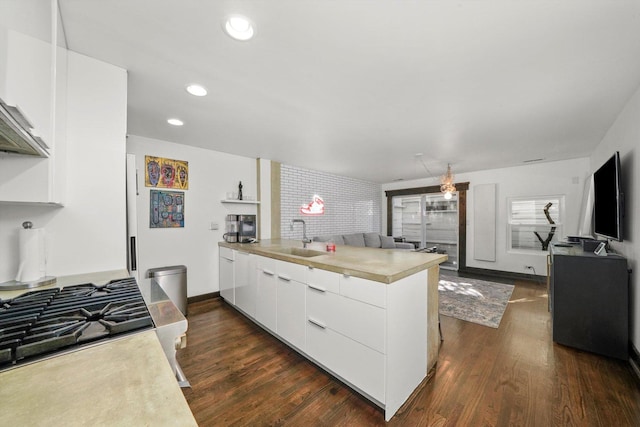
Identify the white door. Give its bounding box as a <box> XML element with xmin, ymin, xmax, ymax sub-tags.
<box><xmin>126</xmin><ymin>154</ymin><xmax>139</xmax><ymax>281</ymax></box>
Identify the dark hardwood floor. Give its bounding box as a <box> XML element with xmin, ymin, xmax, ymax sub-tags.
<box><xmin>177</xmin><ymin>276</ymin><xmax>640</xmax><ymax>426</ymax></box>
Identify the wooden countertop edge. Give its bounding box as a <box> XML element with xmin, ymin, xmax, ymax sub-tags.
<box><xmin>219</xmin><ymin>240</ymin><xmax>447</xmax><ymax>284</ymax></box>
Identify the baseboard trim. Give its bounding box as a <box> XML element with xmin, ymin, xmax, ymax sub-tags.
<box><xmin>458</xmin><ymin>266</ymin><xmax>544</xmax><ymax>283</ymax></box>
<box><xmin>187</xmin><ymin>292</ymin><xmax>219</xmax><ymax>304</ymax></box>
<box><xmin>630</xmin><ymin>343</ymin><xmax>640</xmax><ymax>381</ymax></box>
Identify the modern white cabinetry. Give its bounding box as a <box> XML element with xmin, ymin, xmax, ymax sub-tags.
<box><xmin>275</xmin><ymin>260</ymin><xmax>306</xmax><ymax>351</ymax></box>
<box><xmin>234</xmin><ymin>251</ymin><xmax>256</xmax><ymax>317</ymax></box>
<box><xmin>217</xmin><ymin>247</ymin><xmax>434</xmax><ymax>421</ymax></box>
<box><xmin>0</xmin><ymin>29</ymin><xmax>52</xmax><ymax>150</ymax></box>
<box><xmin>306</xmin><ymin>273</ymin><xmax>386</xmax><ymax>403</ymax></box>
<box><xmin>219</xmin><ymin>247</ymin><xmax>235</xmax><ymax>304</ymax></box>
<box><xmin>0</xmin><ymin>19</ymin><xmax>68</xmax><ymax>205</ymax></box>
<box><xmin>255</xmin><ymin>256</ymin><xmax>277</xmax><ymax>332</ymax></box>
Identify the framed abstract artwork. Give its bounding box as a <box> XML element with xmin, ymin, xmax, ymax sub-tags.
<box><xmin>150</xmin><ymin>190</ymin><xmax>184</xmax><ymax>228</ymax></box>
<box><xmin>145</xmin><ymin>155</ymin><xmax>189</xmax><ymax>189</ymax></box>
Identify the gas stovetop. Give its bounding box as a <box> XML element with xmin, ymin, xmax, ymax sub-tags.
<box><xmin>0</xmin><ymin>277</ymin><xmax>154</xmax><ymax>370</ymax></box>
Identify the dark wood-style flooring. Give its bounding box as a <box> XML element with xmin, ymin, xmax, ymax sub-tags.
<box><xmin>177</xmin><ymin>276</ymin><xmax>640</xmax><ymax>426</ymax></box>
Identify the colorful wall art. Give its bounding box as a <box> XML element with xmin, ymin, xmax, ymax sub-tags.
<box><xmin>145</xmin><ymin>155</ymin><xmax>189</xmax><ymax>189</ymax></box>
<box><xmin>150</xmin><ymin>190</ymin><xmax>185</xmax><ymax>228</ymax></box>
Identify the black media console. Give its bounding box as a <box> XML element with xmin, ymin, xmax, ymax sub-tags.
<box><xmin>549</xmin><ymin>242</ymin><xmax>629</xmax><ymax>360</ymax></box>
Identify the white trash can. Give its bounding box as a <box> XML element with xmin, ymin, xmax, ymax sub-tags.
<box><xmin>147</xmin><ymin>265</ymin><xmax>188</xmax><ymax>316</ymax></box>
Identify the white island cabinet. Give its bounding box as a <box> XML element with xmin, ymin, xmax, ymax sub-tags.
<box><xmin>219</xmin><ymin>247</ymin><xmax>235</xmax><ymax>304</ymax></box>
<box><xmin>255</xmin><ymin>255</ymin><xmax>277</xmax><ymax>332</ymax></box>
<box><xmin>218</xmin><ymin>240</ymin><xmax>444</xmax><ymax>422</ymax></box>
<box><xmin>233</xmin><ymin>251</ymin><xmax>256</xmax><ymax>317</ymax></box>
<box><xmin>275</xmin><ymin>260</ymin><xmax>306</xmax><ymax>351</ymax></box>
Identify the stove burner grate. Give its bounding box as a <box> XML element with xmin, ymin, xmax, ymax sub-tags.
<box><xmin>0</xmin><ymin>278</ymin><xmax>153</xmax><ymax>369</ymax></box>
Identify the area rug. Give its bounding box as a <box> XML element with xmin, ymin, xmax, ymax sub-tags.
<box><xmin>438</xmin><ymin>275</ymin><xmax>515</xmax><ymax>328</ymax></box>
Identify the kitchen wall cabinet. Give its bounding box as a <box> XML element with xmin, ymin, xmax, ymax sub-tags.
<box><xmin>234</xmin><ymin>251</ymin><xmax>256</xmax><ymax>317</ymax></box>
<box><xmin>255</xmin><ymin>256</ymin><xmax>277</xmax><ymax>332</ymax></box>
<box><xmin>0</xmin><ymin>24</ymin><xmax>68</xmax><ymax>205</ymax></box>
<box><xmin>0</xmin><ymin>29</ymin><xmax>52</xmax><ymax>150</ymax></box>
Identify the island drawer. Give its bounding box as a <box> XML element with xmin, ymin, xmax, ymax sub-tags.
<box><xmin>306</xmin><ymin>287</ymin><xmax>385</xmax><ymax>353</ymax></box>
<box><xmin>340</xmin><ymin>275</ymin><xmax>386</xmax><ymax>308</ymax></box>
<box><xmin>219</xmin><ymin>246</ymin><xmax>234</xmax><ymax>260</ymax></box>
<box><xmin>275</xmin><ymin>259</ymin><xmax>306</xmax><ymax>283</ymax></box>
<box><xmin>255</xmin><ymin>255</ymin><xmax>277</xmax><ymax>272</ymax></box>
<box><xmin>307</xmin><ymin>320</ymin><xmax>384</xmax><ymax>403</ymax></box>
<box><xmin>306</xmin><ymin>267</ymin><xmax>340</xmax><ymax>294</ymax></box>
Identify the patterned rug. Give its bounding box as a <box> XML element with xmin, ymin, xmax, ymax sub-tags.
<box><xmin>438</xmin><ymin>275</ymin><xmax>515</xmax><ymax>328</ymax></box>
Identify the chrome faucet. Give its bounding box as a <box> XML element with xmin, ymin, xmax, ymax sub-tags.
<box><xmin>290</xmin><ymin>219</ymin><xmax>312</xmax><ymax>248</ymax></box>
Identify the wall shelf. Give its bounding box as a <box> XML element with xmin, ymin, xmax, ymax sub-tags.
<box><xmin>0</xmin><ymin>200</ymin><xmax>64</xmax><ymax>207</ymax></box>
<box><xmin>220</xmin><ymin>199</ymin><xmax>260</xmax><ymax>205</ymax></box>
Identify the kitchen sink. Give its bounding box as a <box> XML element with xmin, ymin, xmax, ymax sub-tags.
<box><xmin>270</xmin><ymin>247</ymin><xmax>326</xmax><ymax>258</ymax></box>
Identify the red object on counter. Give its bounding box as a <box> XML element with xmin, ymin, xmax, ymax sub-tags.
<box><xmin>326</xmin><ymin>243</ymin><xmax>336</xmax><ymax>252</ymax></box>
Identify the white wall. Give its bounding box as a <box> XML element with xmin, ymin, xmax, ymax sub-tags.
<box><xmin>382</xmin><ymin>158</ymin><xmax>590</xmax><ymax>276</ymax></box>
<box><xmin>590</xmin><ymin>84</ymin><xmax>640</xmax><ymax>353</ymax></box>
<box><xmin>0</xmin><ymin>51</ymin><xmax>127</xmax><ymax>281</ymax></box>
<box><xmin>126</xmin><ymin>135</ymin><xmax>257</xmax><ymax>298</ymax></box>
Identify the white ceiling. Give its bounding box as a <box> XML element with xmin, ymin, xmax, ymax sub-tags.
<box><xmin>58</xmin><ymin>0</ymin><xmax>640</xmax><ymax>183</ymax></box>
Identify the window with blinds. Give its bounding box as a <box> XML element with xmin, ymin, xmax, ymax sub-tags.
<box><xmin>508</xmin><ymin>196</ymin><xmax>564</xmax><ymax>251</ymax></box>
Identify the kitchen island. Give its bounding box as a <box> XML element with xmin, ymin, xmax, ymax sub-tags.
<box><xmin>219</xmin><ymin>239</ymin><xmax>446</xmax><ymax>421</ymax></box>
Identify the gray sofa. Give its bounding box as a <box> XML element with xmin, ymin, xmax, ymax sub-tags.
<box><xmin>313</xmin><ymin>232</ymin><xmax>414</xmax><ymax>250</ymax></box>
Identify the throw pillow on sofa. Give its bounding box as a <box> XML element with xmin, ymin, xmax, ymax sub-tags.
<box><xmin>364</xmin><ymin>232</ymin><xmax>382</xmax><ymax>248</ymax></box>
<box><xmin>343</xmin><ymin>233</ymin><xmax>366</xmax><ymax>247</ymax></box>
<box><xmin>380</xmin><ymin>235</ymin><xmax>397</xmax><ymax>249</ymax></box>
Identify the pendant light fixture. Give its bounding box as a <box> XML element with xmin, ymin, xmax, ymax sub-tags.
<box><xmin>440</xmin><ymin>164</ymin><xmax>456</xmax><ymax>200</ymax></box>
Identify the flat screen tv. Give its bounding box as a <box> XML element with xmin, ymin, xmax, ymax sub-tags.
<box><xmin>593</xmin><ymin>151</ymin><xmax>623</xmax><ymax>241</ymax></box>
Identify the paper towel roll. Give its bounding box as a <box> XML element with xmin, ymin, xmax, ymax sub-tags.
<box><xmin>16</xmin><ymin>228</ymin><xmax>45</xmax><ymax>283</ymax></box>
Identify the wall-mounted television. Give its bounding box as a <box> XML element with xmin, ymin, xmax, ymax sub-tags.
<box><xmin>593</xmin><ymin>151</ymin><xmax>624</xmax><ymax>241</ymax></box>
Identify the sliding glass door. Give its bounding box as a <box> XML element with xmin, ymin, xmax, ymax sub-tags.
<box><xmin>391</xmin><ymin>193</ymin><xmax>459</xmax><ymax>270</ymax></box>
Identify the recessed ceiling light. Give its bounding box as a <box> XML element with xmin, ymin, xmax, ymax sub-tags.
<box><xmin>223</xmin><ymin>15</ymin><xmax>255</xmax><ymax>41</ymax></box>
<box><xmin>167</xmin><ymin>118</ymin><xmax>184</xmax><ymax>126</ymax></box>
<box><xmin>186</xmin><ymin>84</ymin><xmax>207</xmax><ymax>97</ymax></box>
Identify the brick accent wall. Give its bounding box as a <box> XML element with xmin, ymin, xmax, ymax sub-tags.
<box><xmin>280</xmin><ymin>164</ymin><xmax>381</xmax><ymax>239</ymax></box>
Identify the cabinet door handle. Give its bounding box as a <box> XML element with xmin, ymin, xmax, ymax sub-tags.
<box><xmin>278</xmin><ymin>274</ymin><xmax>291</xmax><ymax>281</ymax></box>
<box><xmin>262</xmin><ymin>269</ymin><xmax>275</xmax><ymax>276</ymax></box>
<box><xmin>308</xmin><ymin>318</ymin><xmax>326</xmax><ymax>329</ymax></box>
<box><xmin>307</xmin><ymin>284</ymin><xmax>326</xmax><ymax>293</ymax></box>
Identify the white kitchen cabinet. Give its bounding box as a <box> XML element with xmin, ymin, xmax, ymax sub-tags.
<box><xmin>307</xmin><ymin>286</ymin><xmax>385</xmax><ymax>353</ymax></box>
<box><xmin>306</xmin><ymin>274</ymin><xmax>386</xmax><ymax>402</ymax></box>
<box><xmin>0</xmin><ymin>29</ymin><xmax>52</xmax><ymax>149</ymax></box>
<box><xmin>0</xmin><ymin>24</ymin><xmax>68</xmax><ymax>205</ymax></box>
<box><xmin>255</xmin><ymin>256</ymin><xmax>277</xmax><ymax>332</ymax></box>
<box><xmin>275</xmin><ymin>261</ymin><xmax>307</xmax><ymax>351</ymax></box>
<box><xmin>307</xmin><ymin>318</ymin><xmax>385</xmax><ymax>403</ymax></box>
<box><xmin>219</xmin><ymin>248</ymin><xmax>235</xmax><ymax>305</ymax></box>
<box><xmin>219</xmin><ymin>246</ymin><xmax>434</xmax><ymax>422</ymax></box>
<box><xmin>234</xmin><ymin>251</ymin><xmax>256</xmax><ymax>317</ymax></box>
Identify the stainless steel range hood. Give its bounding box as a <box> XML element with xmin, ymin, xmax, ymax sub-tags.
<box><xmin>0</xmin><ymin>97</ymin><xmax>49</xmax><ymax>157</ymax></box>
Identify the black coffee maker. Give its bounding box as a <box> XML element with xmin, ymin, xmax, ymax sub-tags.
<box><xmin>224</xmin><ymin>214</ymin><xmax>256</xmax><ymax>243</ymax></box>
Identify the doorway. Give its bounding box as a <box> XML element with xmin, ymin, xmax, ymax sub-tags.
<box><xmin>385</xmin><ymin>182</ymin><xmax>469</xmax><ymax>271</ymax></box>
